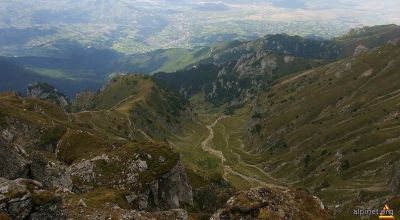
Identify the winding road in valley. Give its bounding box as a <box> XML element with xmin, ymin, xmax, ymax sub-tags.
<box><xmin>201</xmin><ymin>116</ymin><xmax>228</xmax><ymax>165</ymax></box>
<box><xmin>200</xmin><ymin>116</ymin><xmax>280</xmax><ymax>187</ymax></box>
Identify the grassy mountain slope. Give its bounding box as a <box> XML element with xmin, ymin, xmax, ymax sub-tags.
<box><xmin>161</xmin><ymin>41</ymin><xmax>400</xmax><ymax>219</ymax></box>
<box><xmin>121</xmin><ymin>40</ymin><xmax>243</xmax><ymax>74</ymax></box>
<box><xmin>244</xmin><ymin>41</ymin><xmax>400</xmax><ymax>216</ymax></box>
<box><xmin>72</xmin><ymin>75</ymin><xmax>191</xmax><ymax>141</ymax></box>
<box><xmin>0</xmin><ymin>75</ymin><xmax>194</xmax><ymax>216</ymax></box>
<box><xmin>0</xmin><ymin>75</ymin><xmax>266</xmax><ymax>218</ymax></box>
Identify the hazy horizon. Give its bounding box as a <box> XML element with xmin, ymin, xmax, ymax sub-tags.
<box><xmin>0</xmin><ymin>0</ymin><xmax>399</xmax><ymax>55</ymax></box>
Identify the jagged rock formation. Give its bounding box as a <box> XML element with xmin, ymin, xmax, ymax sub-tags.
<box><xmin>156</xmin><ymin>161</ymin><xmax>193</xmax><ymax>210</ymax></box>
<box><xmin>154</xmin><ymin>53</ymin><xmax>324</xmax><ymax>106</ymax></box>
<box><xmin>27</xmin><ymin>82</ymin><xmax>70</xmax><ymax>108</ymax></box>
<box><xmin>211</xmin><ymin>187</ymin><xmax>329</xmax><ymax>220</ymax></box>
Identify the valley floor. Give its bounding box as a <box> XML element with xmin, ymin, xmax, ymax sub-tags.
<box><xmin>167</xmin><ymin>102</ymin><xmax>282</xmax><ymax>190</ymax></box>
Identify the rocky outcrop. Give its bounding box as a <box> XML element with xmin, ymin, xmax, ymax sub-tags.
<box><xmin>234</xmin><ymin>51</ymin><xmax>277</xmax><ymax>77</ymax></box>
<box><xmin>0</xmin><ymin>139</ymin><xmax>71</xmax><ymax>190</ymax></box>
<box><xmin>67</xmin><ymin>149</ymin><xmax>192</xmax><ymax>211</ymax></box>
<box><xmin>0</xmin><ymin>178</ymin><xmax>65</xmax><ymax>220</ymax></box>
<box><xmin>157</xmin><ymin>161</ymin><xmax>193</xmax><ymax>209</ymax></box>
<box><xmin>27</xmin><ymin>82</ymin><xmax>70</xmax><ymax>108</ymax></box>
<box><xmin>30</xmin><ymin>152</ymin><xmax>72</xmax><ymax>191</ymax></box>
<box><xmin>353</xmin><ymin>45</ymin><xmax>368</xmax><ymax>56</ymax></box>
<box><xmin>334</xmin><ymin>151</ymin><xmax>350</xmax><ymax>176</ymax></box>
<box><xmin>0</xmin><ymin>142</ymin><xmax>30</xmax><ymax>180</ymax></box>
<box><xmin>211</xmin><ymin>187</ymin><xmax>329</xmax><ymax>220</ymax></box>
<box><xmin>64</xmin><ymin>202</ymin><xmax>188</xmax><ymax>220</ymax></box>
<box><xmin>121</xmin><ymin>161</ymin><xmax>193</xmax><ymax>211</ymax></box>
<box><xmin>192</xmin><ymin>179</ymin><xmax>235</xmax><ymax>214</ymax></box>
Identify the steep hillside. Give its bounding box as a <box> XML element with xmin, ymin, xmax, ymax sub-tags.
<box><xmin>72</xmin><ymin>75</ymin><xmax>192</xmax><ymax>141</ymax></box>
<box><xmin>123</xmin><ymin>40</ymin><xmax>242</xmax><ymax>74</ymax></box>
<box><xmin>159</xmin><ymin>41</ymin><xmax>400</xmax><ymax>219</ymax></box>
<box><xmin>208</xmin><ymin>24</ymin><xmax>400</xmax><ymax>65</ymax></box>
<box><xmin>0</xmin><ymin>75</ymin><xmax>330</xmax><ymax>219</ymax></box>
<box><xmin>244</xmin><ymin>41</ymin><xmax>400</xmax><ymax>216</ymax></box>
<box><xmin>154</xmin><ymin>50</ymin><xmax>326</xmax><ymax>106</ymax></box>
<box><xmin>335</xmin><ymin>24</ymin><xmax>400</xmax><ymax>56</ymax></box>
<box><xmin>0</xmin><ymin>87</ymin><xmax>193</xmax><ymax>218</ymax></box>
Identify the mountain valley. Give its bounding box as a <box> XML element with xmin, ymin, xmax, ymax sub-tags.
<box><xmin>1</xmin><ymin>23</ymin><xmax>400</xmax><ymax>219</ymax></box>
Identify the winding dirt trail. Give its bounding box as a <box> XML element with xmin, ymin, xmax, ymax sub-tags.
<box><xmin>200</xmin><ymin>116</ymin><xmax>278</xmax><ymax>186</ymax></box>
<box><xmin>201</xmin><ymin>116</ymin><xmax>228</xmax><ymax>165</ymax></box>
<box><xmin>220</xmin><ymin>119</ymin><xmax>283</xmax><ymax>185</ymax></box>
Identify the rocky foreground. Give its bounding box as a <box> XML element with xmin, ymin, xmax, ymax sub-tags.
<box><xmin>212</xmin><ymin>187</ymin><xmax>329</xmax><ymax>220</ymax></box>
<box><xmin>0</xmin><ymin>177</ymin><xmax>328</xmax><ymax>219</ymax></box>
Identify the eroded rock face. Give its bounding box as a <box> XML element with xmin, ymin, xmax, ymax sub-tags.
<box><xmin>211</xmin><ymin>187</ymin><xmax>329</xmax><ymax>220</ymax></box>
<box><xmin>0</xmin><ymin>142</ymin><xmax>30</xmax><ymax>180</ymax></box>
<box><xmin>67</xmin><ymin>151</ymin><xmax>193</xmax><ymax>211</ymax></box>
<box><xmin>0</xmin><ymin>178</ymin><xmax>65</xmax><ymax>220</ymax></box>
<box><xmin>157</xmin><ymin>161</ymin><xmax>193</xmax><ymax>209</ymax></box>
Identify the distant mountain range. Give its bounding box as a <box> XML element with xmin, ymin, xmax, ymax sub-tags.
<box><xmin>1</xmin><ymin>24</ymin><xmax>399</xmax><ymax>98</ymax></box>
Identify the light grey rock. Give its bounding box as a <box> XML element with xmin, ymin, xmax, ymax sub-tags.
<box><xmin>68</xmin><ymin>160</ymin><xmax>96</xmax><ymax>183</ymax></box>
<box><xmin>129</xmin><ymin>159</ymin><xmax>148</xmax><ymax>172</ymax></box>
<box><xmin>125</xmin><ymin>194</ymin><xmax>138</xmax><ymax>204</ymax></box>
<box><xmin>157</xmin><ymin>161</ymin><xmax>193</xmax><ymax>209</ymax></box>
<box><xmin>353</xmin><ymin>45</ymin><xmax>368</xmax><ymax>56</ymax></box>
